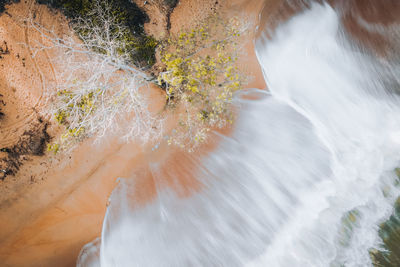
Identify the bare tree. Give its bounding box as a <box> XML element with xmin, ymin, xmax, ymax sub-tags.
<box><xmin>27</xmin><ymin>0</ymin><xmax>163</xmax><ymax>152</ymax></box>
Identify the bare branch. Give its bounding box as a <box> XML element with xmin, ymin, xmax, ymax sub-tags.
<box><xmin>25</xmin><ymin>0</ymin><xmax>163</xmax><ymax>153</ymax></box>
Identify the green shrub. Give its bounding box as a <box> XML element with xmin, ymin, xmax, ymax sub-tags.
<box><xmin>37</xmin><ymin>0</ymin><xmax>157</xmax><ymax>67</ymax></box>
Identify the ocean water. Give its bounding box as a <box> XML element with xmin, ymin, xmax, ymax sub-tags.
<box><xmin>78</xmin><ymin>3</ymin><xmax>400</xmax><ymax>267</ymax></box>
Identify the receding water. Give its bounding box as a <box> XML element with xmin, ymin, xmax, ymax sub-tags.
<box><xmin>77</xmin><ymin>3</ymin><xmax>400</xmax><ymax>267</ymax></box>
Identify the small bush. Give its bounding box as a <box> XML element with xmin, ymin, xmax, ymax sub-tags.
<box><xmin>158</xmin><ymin>15</ymin><xmax>246</xmax><ymax>150</ymax></box>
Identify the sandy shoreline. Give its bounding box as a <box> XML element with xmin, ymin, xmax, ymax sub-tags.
<box><xmin>0</xmin><ymin>0</ymin><xmax>273</xmax><ymax>266</ymax></box>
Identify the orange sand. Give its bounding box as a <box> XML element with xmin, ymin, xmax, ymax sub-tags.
<box><xmin>0</xmin><ymin>0</ymin><xmax>274</xmax><ymax>266</ymax></box>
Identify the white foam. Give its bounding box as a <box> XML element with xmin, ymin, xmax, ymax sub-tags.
<box><xmin>78</xmin><ymin>3</ymin><xmax>400</xmax><ymax>267</ymax></box>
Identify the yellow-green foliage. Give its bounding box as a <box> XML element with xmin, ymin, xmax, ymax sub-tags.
<box><xmin>158</xmin><ymin>16</ymin><xmax>245</xmax><ymax>149</ymax></box>
<box><xmin>49</xmin><ymin>89</ymin><xmax>97</xmax><ymax>153</ymax></box>
<box><xmin>47</xmin><ymin>143</ymin><xmax>60</xmax><ymax>154</ymax></box>
<box><xmin>47</xmin><ymin>14</ymin><xmax>245</xmax><ymax>153</ymax></box>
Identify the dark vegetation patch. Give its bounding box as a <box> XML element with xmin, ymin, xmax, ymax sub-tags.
<box><xmin>0</xmin><ymin>118</ymin><xmax>50</xmax><ymax>180</ymax></box>
<box><xmin>0</xmin><ymin>0</ymin><xmax>19</xmax><ymax>14</ymax></box>
<box><xmin>36</xmin><ymin>0</ymin><xmax>158</xmax><ymax>67</ymax></box>
<box><xmin>370</xmin><ymin>169</ymin><xmax>400</xmax><ymax>266</ymax></box>
<box><xmin>0</xmin><ymin>93</ymin><xmax>4</xmax><ymax>119</ymax></box>
<box><xmin>0</xmin><ymin>40</ymin><xmax>9</xmax><ymax>59</ymax></box>
<box><xmin>164</xmin><ymin>0</ymin><xmax>178</xmax><ymax>32</ymax></box>
<box><xmin>164</xmin><ymin>0</ymin><xmax>178</xmax><ymax>9</ymax></box>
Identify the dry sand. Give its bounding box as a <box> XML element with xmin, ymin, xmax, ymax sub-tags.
<box><xmin>0</xmin><ymin>0</ymin><xmax>277</xmax><ymax>266</ymax></box>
